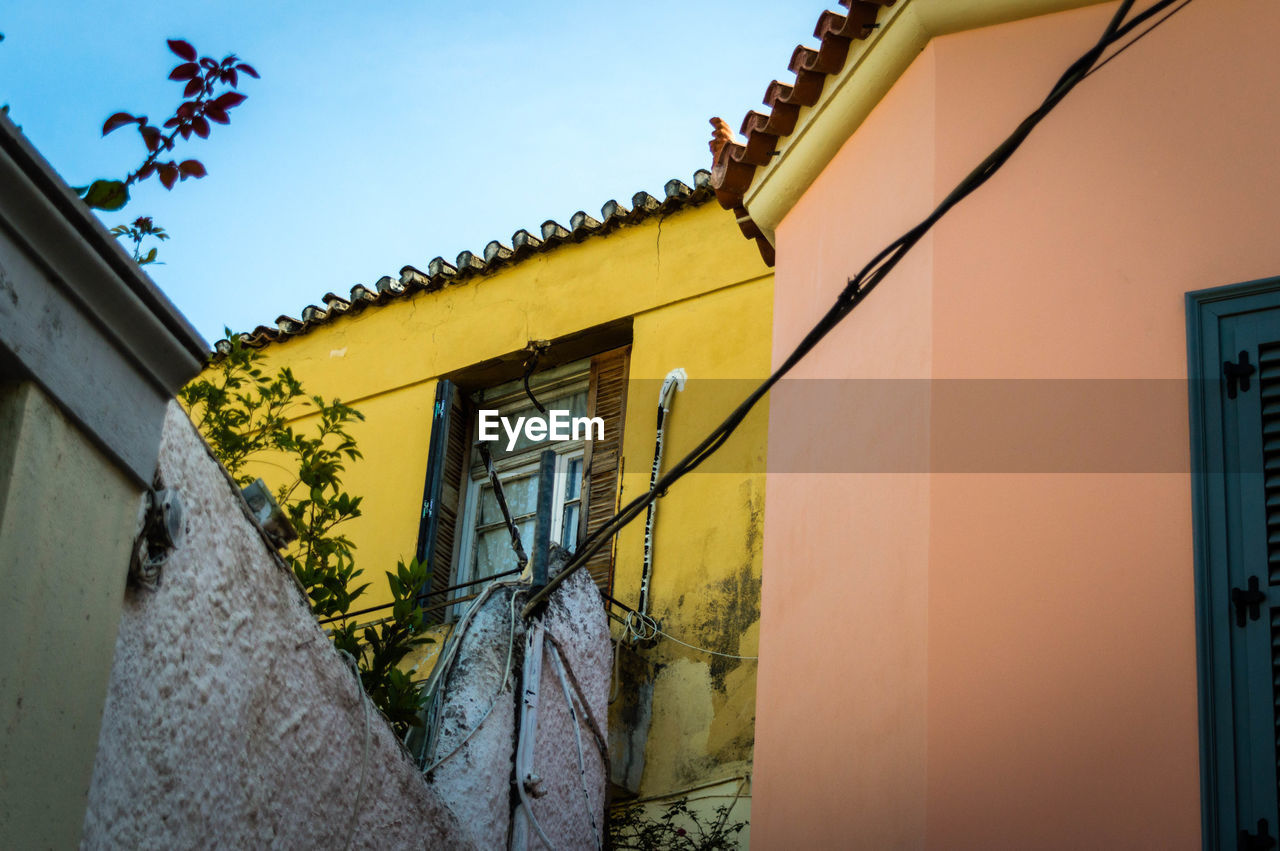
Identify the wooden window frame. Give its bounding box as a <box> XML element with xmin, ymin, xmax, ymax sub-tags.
<box><xmin>413</xmin><ymin>341</ymin><xmax>630</xmax><ymax>620</ymax></box>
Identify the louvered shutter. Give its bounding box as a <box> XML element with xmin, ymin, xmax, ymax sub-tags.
<box><xmin>1190</xmin><ymin>286</ymin><xmax>1280</xmax><ymax>848</ymax></box>
<box><xmin>579</xmin><ymin>346</ymin><xmax>630</xmax><ymax>596</ymax></box>
<box><xmin>1226</xmin><ymin>327</ymin><xmax>1280</xmax><ymax>842</ymax></box>
<box><xmin>415</xmin><ymin>379</ymin><xmax>471</xmax><ymax>621</ymax></box>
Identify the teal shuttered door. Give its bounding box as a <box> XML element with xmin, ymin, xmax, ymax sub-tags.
<box><xmin>1191</xmin><ymin>280</ymin><xmax>1280</xmax><ymax>850</ymax></box>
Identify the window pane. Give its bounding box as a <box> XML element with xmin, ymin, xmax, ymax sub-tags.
<box><xmin>560</xmin><ymin>502</ymin><xmax>579</xmax><ymax>550</ymax></box>
<box><xmin>472</xmin><ymin>518</ymin><xmax>535</xmax><ymax>579</ymax></box>
<box><xmin>477</xmin><ymin>474</ymin><xmax>538</xmax><ymax>526</ymax></box>
<box><xmin>564</xmin><ymin>456</ymin><xmax>583</xmax><ymax>500</ymax></box>
<box><xmin>482</xmin><ymin>390</ymin><xmax>591</xmax><ymax>461</ymax></box>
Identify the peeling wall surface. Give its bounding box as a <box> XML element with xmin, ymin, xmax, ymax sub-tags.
<box><xmin>83</xmin><ymin>404</ymin><xmax>476</xmax><ymax>850</ymax></box>
<box><xmin>425</xmin><ymin>553</ymin><xmax>611</xmax><ymax>850</ymax></box>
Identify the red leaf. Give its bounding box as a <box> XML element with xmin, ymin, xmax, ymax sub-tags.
<box><xmin>225</xmin><ymin>69</ymin><xmax>238</xmax><ymax>88</ymax></box>
<box><xmin>183</xmin><ymin>78</ymin><xmax>202</xmax><ymax>97</ymax></box>
<box><xmin>167</xmin><ymin>39</ymin><xmax>197</xmax><ymax>61</ymax></box>
<box><xmin>179</xmin><ymin>159</ymin><xmax>207</xmax><ymax>178</ymax></box>
<box><xmin>137</xmin><ymin>163</ymin><xmax>156</xmax><ymax>181</ymax></box>
<box><xmin>101</xmin><ymin>112</ymin><xmax>137</xmax><ymax>135</ymax></box>
<box><xmin>179</xmin><ymin>125</ymin><xmax>192</xmax><ymax>140</ymax></box>
<box><xmin>192</xmin><ymin>116</ymin><xmax>210</xmax><ymax>139</ymax></box>
<box><xmin>158</xmin><ymin>163</ymin><xmax>178</xmax><ymax>190</ymax></box>
<box><xmin>140</xmin><ymin>125</ymin><xmax>162</xmax><ymax>152</ymax></box>
<box><xmin>163</xmin><ymin>117</ymin><xmax>181</xmax><ymax>128</ymax></box>
<box><xmin>200</xmin><ymin>57</ymin><xmax>217</xmax><ymax>70</ymax></box>
<box><xmin>205</xmin><ymin>106</ymin><xmax>230</xmax><ymax>124</ymax></box>
<box><xmin>212</xmin><ymin>92</ymin><xmax>247</xmax><ymax>111</ymax></box>
<box><xmin>168</xmin><ymin>62</ymin><xmax>199</xmax><ymax>81</ymax></box>
<box><xmin>236</xmin><ymin>63</ymin><xmax>260</xmax><ymax>79</ymax></box>
<box><xmin>176</xmin><ymin>102</ymin><xmax>196</xmax><ymax>119</ymax></box>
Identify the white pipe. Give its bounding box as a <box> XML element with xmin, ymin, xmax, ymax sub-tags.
<box><xmin>639</xmin><ymin>368</ymin><xmax>686</xmax><ymax>617</ymax></box>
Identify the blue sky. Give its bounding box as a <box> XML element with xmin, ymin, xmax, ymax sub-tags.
<box><xmin>2</xmin><ymin>2</ymin><xmax>826</xmax><ymax>343</ymax></box>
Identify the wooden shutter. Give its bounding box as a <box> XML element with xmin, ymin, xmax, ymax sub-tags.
<box><xmin>415</xmin><ymin>379</ymin><xmax>471</xmax><ymax>620</ymax></box>
<box><xmin>579</xmin><ymin>346</ymin><xmax>630</xmax><ymax>596</ymax></box>
<box><xmin>1189</xmin><ymin>283</ymin><xmax>1280</xmax><ymax>847</ymax></box>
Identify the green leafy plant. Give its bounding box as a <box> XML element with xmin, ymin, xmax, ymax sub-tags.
<box><xmin>332</xmin><ymin>557</ymin><xmax>436</xmax><ymax>734</ymax></box>
<box><xmin>180</xmin><ymin>331</ymin><xmax>434</xmax><ymax>737</ymax></box>
<box><xmin>110</xmin><ymin>216</ymin><xmax>169</xmax><ymax>265</ymax></box>
<box><xmin>607</xmin><ymin>798</ymin><xmax>747</xmax><ymax>850</ymax></box>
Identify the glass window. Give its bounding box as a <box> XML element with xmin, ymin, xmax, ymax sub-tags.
<box><xmin>454</xmin><ymin>362</ymin><xmax>591</xmax><ymax>591</ymax></box>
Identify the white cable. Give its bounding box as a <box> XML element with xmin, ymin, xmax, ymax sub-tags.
<box><xmin>549</xmin><ymin>643</ymin><xmax>602</xmax><ymax>850</ymax></box>
<box><xmin>422</xmin><ymin>590</ymin><xmax>521</xmax><ymax>776</ymax></box>
<box><xmin>624</xmin><ymin>610</ymin><xmax>758</xmax><ymax>661</ymax></box>
<box><xmin>623</xmin><ymin>610</ymin><xmax>660</xmax><ymax>643</ymax></box>
<box><xmin>337</xmin><ymin>649</ymin><xmax>371</xmax><ymax>851</ymax></box>
<box><xmin>514</xmin><ymin>624</ymin><xmax>557</xmax><ymax>851</ymax></box>
<box><xmin>653</xmin><ymin>628</ymin><xmax>758</xmax><ymax>661</ymax></box>
<box><xmin>418</xmin><ymin>579</ymin><xmax>524</xmax><ymax>765</ymax></box>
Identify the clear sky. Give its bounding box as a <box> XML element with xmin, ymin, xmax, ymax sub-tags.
<box><xmin>2</xmin><ymin>1</ymin><xmax>828</xmax><ymax>344</ymax></box>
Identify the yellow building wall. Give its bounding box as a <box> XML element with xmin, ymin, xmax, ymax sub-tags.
<box><xmin>217</xmin><ymin>199</ymin><xmax>771</xmax><ymax>812</ymax></box>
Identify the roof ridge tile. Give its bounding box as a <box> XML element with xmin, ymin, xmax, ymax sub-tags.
<box><xmin>232</xmin><ymin>170</ymin><xmax>714</xmax><ymax>349</ymax></box>
<box><xmin>710</xmin><ymin>0</ymin><xmax>896</xmax><ymax>265</ymax></box>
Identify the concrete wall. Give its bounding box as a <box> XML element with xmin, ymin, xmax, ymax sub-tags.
<box><xmin>758</xmin><ymin>1</ymin><xmax>1280</xmax><ymax>846</ymax></box>
<box><xmin>83</xmin><ymin>403</ymin><xmax>475</xmax><ymax>849</ymax></box>
<box><xmin>0</xmin><ymin>381</ymin><xmax>142</xmax><ymax>849</ymax></box>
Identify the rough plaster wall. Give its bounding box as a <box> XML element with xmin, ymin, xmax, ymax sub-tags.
<box><xmin>426</xmin><ymin>556</ymin><xmax>611</xmax><ymax>850</ymax></box>
<box><xmin>424</xmin><ymin>585</ymin><xmax>520</xmax><ymax>850</ymax></box>
<box><xmin>524</xmin><ymin>565</ymin><xmax>611</xmax><ymax>849</ymax></box>
<box><xmin>83</xmin><ymin>403</ymin><xmax>475</xmax><ymax>850</ymax></box>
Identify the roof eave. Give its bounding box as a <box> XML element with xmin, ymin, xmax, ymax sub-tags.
<box><xmin>739</xmin><ymin>0</ymin><xmax>1112</xmax><ymax>247</ymax></box>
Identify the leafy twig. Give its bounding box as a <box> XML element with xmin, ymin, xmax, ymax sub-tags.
<box><xmin>78</xmin><ymin>38</ymin><xmax>258</xmax><ymax>211</ymax></box>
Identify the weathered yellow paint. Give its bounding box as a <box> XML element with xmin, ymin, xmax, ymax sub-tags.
<box><xmin>220</xmin><ymin>198</ymin><xmax>772</xmax><ymax>818</ymax></box>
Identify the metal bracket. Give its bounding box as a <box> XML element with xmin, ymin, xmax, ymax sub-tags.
<box><xmin>128</xmin><ymin>487</ymin><xmax>185</xmax><ymax>591</ymax></box>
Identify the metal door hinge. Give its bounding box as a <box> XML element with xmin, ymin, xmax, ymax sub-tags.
<box><xmin>1240</xmin><ymin>818</ymin><xmax>1276</xmax><ymax>850</ymax></box>
<box><xmin>1225</xmin><ymin>351</ymin><xmax>1257</xmax><ymax>399</ymax></box>
<box><xmin>1232</xmin><ymin>576</ymin><xmax>1266</xmax><ymax>627</ymax></box>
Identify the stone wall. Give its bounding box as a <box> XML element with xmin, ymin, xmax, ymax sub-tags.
<box><xmin>423</xmin><ymin>551</ymin><xmax>612</xmax><ymax>850</ymax></box>
<box><xmin>83</xmin><ymin>404</ymin><xmax>475</xmax><ymax>849</ymax></box>
<box><xmin>83</xmin><ymin>402</ymin><xmax>611</xmax><ymax>848</ymax></box>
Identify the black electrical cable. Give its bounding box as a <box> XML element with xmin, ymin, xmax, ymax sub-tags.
<box><xmin>522</xmin><ymin>345</ymin><xmax>547</xmax><ymax>413</ymax></box>
<box><xmin>523</xmin><ymin>0</ymin><xmax>1186</xmax><ymax>619</ymax></box>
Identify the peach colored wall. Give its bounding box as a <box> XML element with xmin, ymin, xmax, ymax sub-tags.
<box><xmin>757</xmin><ymin>44</ymin><xmax>937</xmax><ymax>848</ymax></box>
<box><xmin>759</xmin><ymin>1</ymin><xmax>1280</xmax><ymax>847</ymax></box>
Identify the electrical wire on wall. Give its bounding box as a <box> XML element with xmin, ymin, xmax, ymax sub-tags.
<box><xmin>638</xmin><ymin>368</ymin><xmax>686</xmax><ymax>618</ymax></box>
<box><xmin>522</xmin><ymin>0</ymin><xmax>1191</xmax><ymax>620</ymax></box>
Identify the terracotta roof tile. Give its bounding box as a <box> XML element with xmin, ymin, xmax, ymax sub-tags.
<box><xmin>235</xmin><ymin>169</ymin><xmax>715</xmax><ymax>347</ymax></box>
<box><xmin>710</xmin><ymin>0</ymin><xmax>896</xmax><ymax>264</ymax></box>
<box><xmin>570</xmin><ymin>211</ymin><xmax>601</xmax><ymax>233</ymax></box>
<box><xmin>484</xmin><ymin>240</ymin><xmax>514</xmax><ymax>264</ymax></box>
<box><xmin>600</xmin><ymin>199</ymin><xmax>629</xmax><ymax>222</ymax></box>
